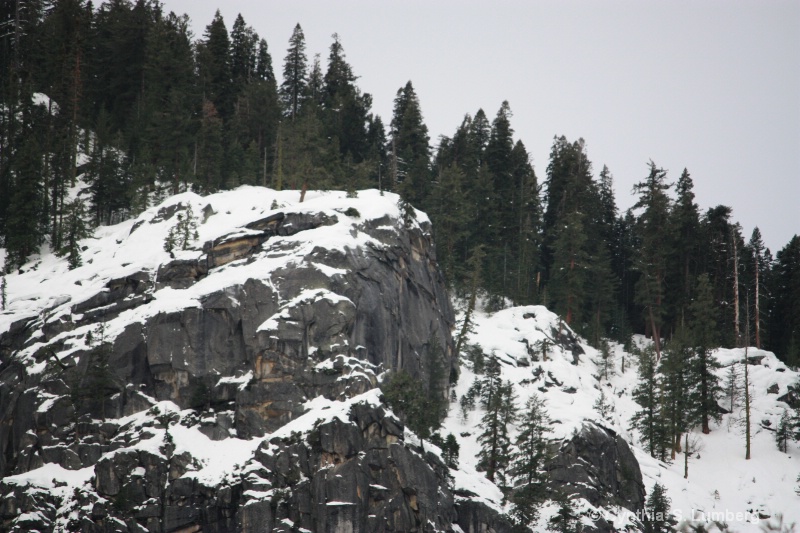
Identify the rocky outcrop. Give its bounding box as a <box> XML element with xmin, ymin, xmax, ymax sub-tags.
<box><xmin>0</xmin><ymin>191</ymin><xmax>483</xmax><ymax>532</ymax></box>
<box><xmin>547</xmin><ymin>421</ymin><xmax>645</xmax><ymax>532</ymax></box>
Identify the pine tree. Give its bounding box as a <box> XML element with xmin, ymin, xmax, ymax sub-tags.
<box><xmin>743</xmin><ymin>299</ymin><xmax>753</xmax><ymax>459</ymax></box>
<box><xmin>700</xmin><ymin>206</ymin><xmax>738</xmax><ymax>347</ymax></box>
<box><xmin>88</xmin><ymin>109</ymin><xmax>129</xmax><ymax>224</ymax></box>
<box><xmin>632</xmin><ymin>161</ymin><xmax>672</xmax><ymax>360</ymax></box>
<box><xmin>668</xmin><ymin>169</ymin><xmax>701</xmax><ymax>329</ymax></box>
<box><xmin>382</xmin><ymin>369</ymin><xmax>440</xmax><ymax>444</ymax></box>
<box><xmin>511</xmin><ymin>140</ymin><xmax>541</xmax><ymax>304</ymax></box>
<box><xmin>747</xmin><ymin>227</ymin><xmax>766</xmax><ymax>349</ymax></box>
<box><xmin>510</xmin><ymin>393</ymin><xmax>551</xmax><ymax>526</ymax></box>
<box><xmin>477</xmin><ymin>371</ymin><xmax>516</xmax><ymax>486</ymax></box>
<box><xmin>56</xmin><ymin>198</ymin><xmax>90</xmax><ymax>269</ymax></box>
<box><xmin>390</xmin><ymin>81</ymin><xmax>430</xmax><ymax>207</ymax></box>
<box><xmin>1</xmin><ymin>274</ymin><xmax>6</xmax><ymax>310</ymax></box>
<box><xmin>164</xmin><ymin>205</ymin><xmax>199</xmax><ymax>254</ymax></box>
<box><xmin>547</xmin><ymin>493</ymin><xmax>580</xmax><ymax>533</ymax></box>
<box><xmin>4</xmin><ymin>99</ymin><xmax>46</xmax><ymax>270</ymax></box>
<box><xmin>644</xmin><ymin>482</ymin><xmax>673</xmax><ymax>533</ymax></box>
<box><xmin>230</xmin><ymin>13</ymin><xmax>257</xmax><ymax>86</ymax></box>
<box><xmin>724</xmin><ymin>362</ymin><xmax>740</xmax><ymax>414</ymax></box>
<box><xmin>549</xmin><ymin>210</ymin><xmax>588</xmax><ymax>328</ymax></box>
<box><xmin>688</xmin><ymin>273</ymin><xmax>723</xmax><ymax>434</ymax></box>
<box><xmin>280</xmin><ymin>23</ymin><xmax>307</xmax><ymax>121</ymax></box>
<box><xmin>660</xmin><ymin>327</ymin><xmax>692</xmax><ymax>458</ymax></box>
<box><xmin>197</xmin><ymin>10</ymin><xmax>233</xmax><ymax>119</ymax></box>
<box><xmin>593</xmin><ymin>388</ymin><xmax>614</xmax><ymax>422</ymax></box>
<box><xmin>776</xmin><ymin>410</ymin><xmax>792</xmax><ymax>453</ymax></box>
<box><xmin>428</xmin><ymin>164</ymin><xmax>470</xmax><ymax>283</ymax></box>
<box><xmin>441</xmin><ymin>433</ymin><xmax>460</xmax><ymax>468</ymax></box>
<box><xmin>768</xmin><ymin>236</ymin><xmax>800</xmax><ymax>367</ymax></box>
<box><xmin>455</xmin><ymin>245</ymin><xmax>484</xmax><ymax>358</ymax></box>
<box><xmin>197</xmin><ymin>99</ymin><xmax>224</xmax><ymax>191</ymax></box>
<box><xmin>631</xmin><ymin>345</ymin><xmax>671</xmax><ymax>461</ymax></box>
<box><xmin>255</xmin><ymin>38</ymin><xmax>274</xmax><ymax>82</ymax></box>
<box><xmin>86</xmin><ymin>327</ymin><xmax>118</xmax><ymax>420</ymax></box>
<box><xmin>595</xmin><ymin>339</ymin><xmax>615</xmax><ymax>381</ymax></box>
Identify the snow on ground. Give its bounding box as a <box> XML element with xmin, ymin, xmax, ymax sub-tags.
<box><xmin>0</xmin><ymin>186</ymin><xmax>428</xmax><ymax>510</ymax></box>
<box><xmin>3</xmin><ymin>183</ymin><xmax>799</xmax><ymax>531</ymax></box>
<box><xmin>0</xmin><ymin>187</ymin><xmax>418</xmax><ymax>370</ymax></box>
<box><xmin>446</xmin><ymin>302</ymin><xmax>800</xmax><ymax>532</ymax></box>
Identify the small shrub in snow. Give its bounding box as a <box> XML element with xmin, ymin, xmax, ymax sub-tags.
<box><xmin>593</xmin><ymin>388</ymin><xmax>614</xmax><ymax>422</ymax></box>
<box><xmin>164</xmin><ymin>205</ymin><xmax>199</xmax><ymax>255</ymax></box>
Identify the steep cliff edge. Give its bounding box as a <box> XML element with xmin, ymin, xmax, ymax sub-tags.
<box><xmin>0</xmin><ymin>188</ymin><xmax>506</xmax><ymax>532</ymax></box>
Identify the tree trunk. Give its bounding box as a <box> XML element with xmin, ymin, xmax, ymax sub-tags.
<box><xmin>744</xmin><ymin>299</ymin><xmax>751</xmax><ymax>459</ymax></box>
<box><xmin>733</xmin><ymin>231</ymin><xmax>740</xmax><ymax>346</ymax></box>
<box><xmin>754</xmin><ymin>254</ymin><xmax>761</xmax><ymax>349</ymax></box>
<box><xmin>684</xmin><ymin>433</ymin><xmax>689</xmax><ymax>479</ymax></box>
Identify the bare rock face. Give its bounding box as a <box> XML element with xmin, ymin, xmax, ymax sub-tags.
<box><xmin>547</xmin><ymin>421</ymin><xmax>645</xmax><ymax>532</ymax></box>
<box><xmin>0</xmin><ymin>191</ymin><xmax>505</xmax><ymax>532</ymax></box>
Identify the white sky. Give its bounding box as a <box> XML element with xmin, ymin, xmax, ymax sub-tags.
<box><xmin>163</xmin><ymin>0</ymin><xmax>799</xmax><ymax>252</ymax></box>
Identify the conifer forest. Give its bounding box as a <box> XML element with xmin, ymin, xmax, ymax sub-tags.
<box><xmin>1</xmin><ymin>1</ymin><xmax>799</xmax><ymax>366</ymax></box>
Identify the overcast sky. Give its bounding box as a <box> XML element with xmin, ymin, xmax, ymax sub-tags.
<box><xmin>163</xmin><ymin>0</ymin><xmax>799</xmax><ymax>252</ymax></box>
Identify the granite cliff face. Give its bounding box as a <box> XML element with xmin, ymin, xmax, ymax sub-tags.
<box><xmin>0</xmin><ymin>187</ymin><xmax>649</xmax><ymax>533</ymax></box>
<box><xmin>0</xmin><ymin>188</ymin><xmax>508</xmax><ymax>532</ymax></box>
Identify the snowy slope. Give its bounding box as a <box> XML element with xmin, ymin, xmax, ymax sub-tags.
<box><xmin>2</xmin><ymin>185</ymin><xmax>799</xmax><ymax>532</ymax></box>
<box><xmin>446</xmin><ymin>303</ymin><xmax>800</xmax><ymax>532</ymax></box>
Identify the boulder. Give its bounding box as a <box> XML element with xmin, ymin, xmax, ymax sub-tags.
<box><xmin>547</xmin><ymin>422</ymin><xmax>645</xmax><ymax>515</ymax></box>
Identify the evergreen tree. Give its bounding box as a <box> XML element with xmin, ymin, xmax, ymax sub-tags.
<box><xmin>381</xmin><ymin>335</ymin><xmax>447</xmax><ymax>443</ymax></box>
<box><xmin>585</xmin><ymin>240</ymin><xmax>617</xmax><ymax>346</ymax></box>
<box><xmin>632</xmin><ymin>161</ymin><xmax>671</xmax><ymax>360</ymax></box>
<box><xmin>724</xmin><ymin>361</ymin><xmax>741</xmax><ymax>414</ymax></box>
<box><xmin>660</xmin><ymin>327</ymin><xmax>693</xmax><ymax>458</ymax></box>
<box><xmin>549</xmin><ymin>210</ymin><xmax>587</xmax><ymax>327</ymax></box>
<box><xmin>746</xmin><ymin>227</ymin><xmax>767</xmax><ymax>349</ymax></box>
<box><xmin>643</xmin><ymin>482</ymin><xmax>673</xmax><ymax>533</ymax></box>
<box><xmin>197</xmin><ymin>99</ymin><xmax>224</xmax><ymax>191</ymax></box>
<box><xmin>511</xmin><ymin>140</ymin><xmax>541</xmax><ymax>304</ymax></box>
<box><xmin>541</xmin><ymin>136</ymin><xmax>595</xmax><ymax>279</ymax></box>
<box><xmin>485</xmin><ymin>102</ymin><xmax>517</xmax><ymax>296</ymax></box>
<box><xmin>699</xmin><ymin>206</ymin><xmax>738</xmax><ymax>347</ymax></box>
<box><xmin>322</xmin><ymin>33</ymin><xmax>371</xmax><ymax>164</ymax></box>
<box><xmin>668</xmin><ymin>168</ymin><xmax>701</xmax><ymax>330</ymax></box>
<box><xmin>510</xmin><ymin>393</ymin><xmax>551</xmax><ymax>526</ymax></box>
<box><xmin>280</xmin><ymin>23</ymin><xmax>307</xmax><ymax>121</ymax></box>
<box><xmin>776</xmin><ymin>410</ymin><xmax>792</xmax><ymax>453</ymax></box>
<box><xmin>631</xmin><ymin>345</ymin><xmax>671</xmax><ymax>461</ymax></box>
<box><xmin>688</xmin><ymin>273</ymin><xmax>723</xmax><ymax>434</ymax></box>
<box><xmin>477</xmin><ymin>379</ymin><xmax>516</xmax><ymax>490</ymax></box>
<box><xmin>441</xmin><ymin>433</ymin><xmax>460</xmax><ymax>468</ymax></box>
<box><xmin>85</xmin><ymin>326</ymin><xmax>118</xmax><ymax>420</ymax></box>
<box><xmin>88</xmin><ymin>109</ymin><xmax>129</xmax><ymax>224</ymax></box>
<box><xmin>595</xmin><ymin>339</ymin><xmax>615</xmax><ymax>381</ymax></box>
<box><xmin>390</xmin><ymin>81</ymin><xmax>430</xmax><ymax>207</ymax></box>
<box><xmin>429</xmin><ymin>164</ymin><xmax>470</xmax><ymax>283</ymax></box>
<box><xmin>255</xmin><ymin>38</ymin><xmax>274</xmax><ymax>82</ymax></box>
<box><xmin>768</xmin><ymin>236</ymin><xmax>800</xmax><ymax>367</ymax></box>
<box><xmin>594</xmin><ymin>387</ymin><xmax>614</xmax><ymax>422</ymax></box>
<box><xmin>197</xmin><ymin>10</ymin><xmax>233</xmax><ymax>119</ymax></box>
<box><xmin>56</xmin><ymin>198</ymin><xmax>90</xmax><ymax>269</ymax></box>
<box><xmin>230</xmin><ymin>13</ymin><xmax>257</xmax><ymax>86</ymax></box>
<box><xmin>547</xmin><ymin>493</ymin><xmax>580</xmax><ymax>533</ymax></box>
<box><xmin>164</xmin><ymin>205</ymin><xmax>199</xmax><ymax>254</ymax></box>
<box><xmin>454</xmin><ymin>245</ymin><xmax>484</xmax><ymax>358</ymax></box>
<box><xmin>4</xmin><ymin>98</ymin><xmax>46</xmax><ymax>270</ymax></box>
<box><xmin>382</xmin><ymin>369</ymin><xmax>440</xmax><ymax>443</ymax></box>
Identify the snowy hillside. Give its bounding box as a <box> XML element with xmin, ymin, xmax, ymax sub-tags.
<box><xmin>448</xmin><ymin>303</ymin><xmax>800</xmax><ymax>531</ymax></box>
<box><xmin>1</xmin><ymin>185</ymin><xmax>798</xmax><ymax>532</ymax></box>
